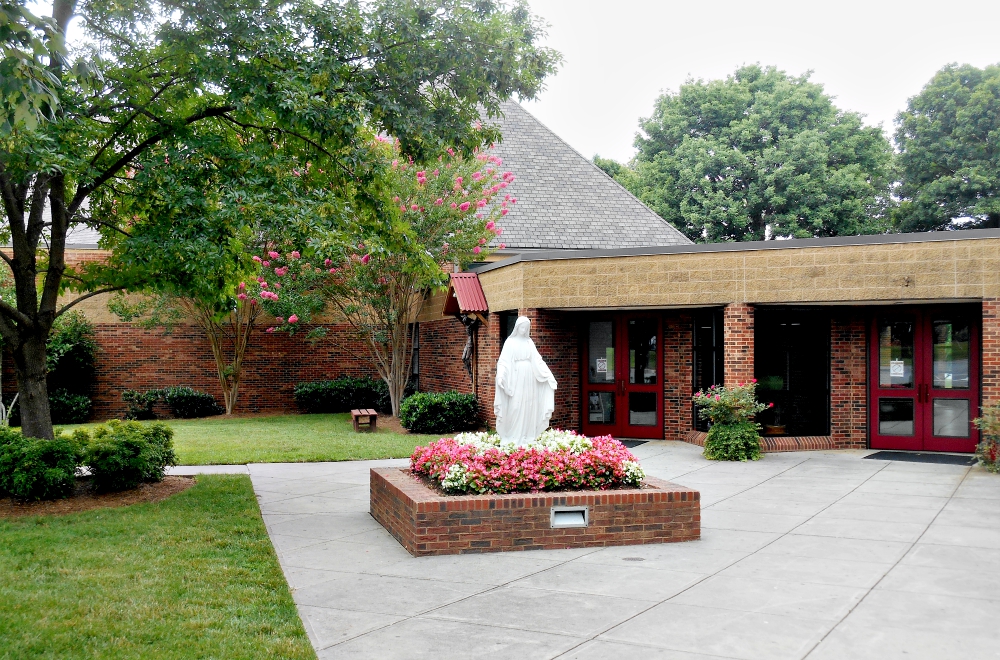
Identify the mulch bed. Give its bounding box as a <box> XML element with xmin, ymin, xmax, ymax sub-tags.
<box><xmin>0</xmin><ymin>476</ymin><xmax>196</xmax><ymax>519</ymax></box>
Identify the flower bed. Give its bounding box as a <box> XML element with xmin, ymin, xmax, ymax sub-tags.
<box><xmin>409</xmin><ymin>429</ymin><xmax>645</xmax><ymax>494</ymax></box>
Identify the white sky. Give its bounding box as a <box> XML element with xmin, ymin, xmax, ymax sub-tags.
<box><xmin>521</xmin><ymin>0</ymin><xmax>1000</xmax><ymax>162</ymax></box>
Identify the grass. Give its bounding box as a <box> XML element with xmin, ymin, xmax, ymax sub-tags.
<box><xmin>59</xmin><ymin>413</ymin><xmax>439</xmax><ymax>465</ymax></box>
<box><xmin>0</xmin><ymin>475</ymin><xmax>315</xmax><ymax>660</ymax></box>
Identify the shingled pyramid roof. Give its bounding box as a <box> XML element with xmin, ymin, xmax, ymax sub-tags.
<box><xmin>488</xmin><ymin>102</ymin><xmax>691</xmax><ymax>250</ymax></box>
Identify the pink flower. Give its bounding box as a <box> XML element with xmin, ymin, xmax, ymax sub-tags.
<box><xmin>769</xmin><ymin>402</ymin><xmax>775</xmax><ymax>408</ymax></box>
<box><xmin>324</xmin><ymin>258</ymin><xmax>332</xmax><ymax>267</ymax></box>
<box><xmin>361</xmin><ymin>254</ymin><xmax>370</xmax><ymax>264</ymax></box>
<box><xmin>237</xmin><ymin>293</ymin><xmax>247</xmax><ymax>300</ymax></box>
<box><xmin>434</xmin><ymin>198</ymin><xmax>443</xmax><ymax>206</ymax></box>
<box><xmin>273</xmin><ymin>282</ymin><xmax>281</xmax><ymax>289</ymax></box>
<box><xmin>455</xmin><ymin>176</ymin><xmax>463</xmax><ymax>185</ymax></box>
<box><xmin>329</xmin><ymin>268</ymin><xmax>337</xmax><ymax>274</ymax></box>
<box><xmin>498</xmin><ymin>243</ymin><xmax>506</xmax><ymax>249</ymax></box>
<box><xmin>501</xmin><ymin>208</ymin><xmax>509</xmax><ymax>216</ymax></box>
<box><xmin>268</xmin><ymin>251</ymin><xmax>280</xmax><ymax>259</ymax></box>
<box><xmin>266</xmin><ymin>327</ymin><xmax>275</xmax><ymax>333</ymax></box>
<box><xmin>393</xmin><ymin>196</ymin><xmax>400</xmax><ymax>203</ymax></box>
<box><xmin>446</xmin><ymin>148</ymin><xmax>455</xmax><ymax>157</ymax></box>
<box><xmin>260</xmin><ymin>282</ymin><xmax>268</xmax><ymax>289</ymax></box>
<box><xmin>479</xmin><ymin>238</ymin><xmax>487</xmax><ymax>245</ymax></box>
<box><xmin>262</xmin><ymin>260</ymin><xmax>270</xmax><ymax>267</ymax></box>
<box><xmin>416</xmin><ymin>170</ymin><xmax>425</xmax><ymax>178</ymax></box>
<box><xmin>459</xmin><ymin>202</ymin><xmax>471</xmax><ymax>211</ymax></box>
<box><xmin>450</xmin><ymin>202</ymin><xmax>458</xmax><ymax>209</ymax></box>
<box><xmin>473</xmin><ymin>246</ymin><xmax>482</xmax><ymax>254</ymax></box>
<box><xmin>275</xmin><ymin>316</ymin><xmax>284</xmax><ymax>323</ymax></box>
<box><xmin>290</xmin><ymin>251</ymin><xmax>300</xmax><ymax>259</ymax></box>
<box><xmin>485</xmin><ymin>221</ymin><xmax>495</xmax><ymax>230</ymax></box>
<box><xmin>496</xmin><ymin>227</ymin><xmax>503</xmax><ymax>235</ymax></box>
<box><xmin>238</xmin><ymin>282</ymin><xmax>246</xmax><ymax>291</ymax></box>
<box><xmin>288</xmin><ymin>314</ymin><xmax>299</xmax><ymax>323</ymax></box>
<box><xmin>400</xmin><ymin>205</ymin><xmax>407</xmax><ymax>212</ymax></box>
<box><xmin>472</xmin><ymin>171</ymin><xmax>482</xmax><ymax>181</ymax></box>
<box><xmin>252</xmin><ymin>255</ymin><xmax>262</xmax><ymax>263</ymax></box>
<box><xmin>476</xmin><ymin>199</ymin><xmax>487</xmax><ymax>208</ymax></box>
<box><xmin>411</xmin><ymin>204</ymin><xmax>418</xmax><ymax>211</ymax></box>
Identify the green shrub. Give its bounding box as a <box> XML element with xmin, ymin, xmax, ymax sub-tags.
<box><xmin>974</xmin><ymin>406</ymin><xmax>1000</xmax><ymax>473</ymax></box>
<box><xmin>49</xmin><ymin>388</ymin><xmax>92</xmax><ymax>424</ymax></box>
<box><xmin>122</xmin><ymin>389</ymin><xmax>163</xmax><ymax>420</ymax></box>
<box><xmin>83</xmin><ymin>421</ymin><xmax>177</xmax><ymax>493</ymax></box>
<box><xmin>399</xmin><ymin>391</ymin><xmax>479</xmax><ymax>434</ymax></box>
<box><xmin>47</xmin><ymin>310</ymin><xmax>98</xmax><ymax>395</ymax></box>
<box><xmin>161</xmin><ymin>386</ymin><xmax>223</xmax><ymax>419</ymax></box>
<box><xmin>0</xmin><ymin>432</ymin><xmax>80</xmax><ymax>500</ymax></box>
<box><xmin>293</xmin><ymin>376</ymin><xmax>391</xmax><ymax>414</ymax></box>
<box><xmin>703</xmin><ymin>420</ymin><xmax>762</xmax><ymax>462</ymax></box>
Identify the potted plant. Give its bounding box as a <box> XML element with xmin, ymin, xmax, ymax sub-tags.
<box><xmin>692</xmin><ymin>381</ymin><xmax>771</xmax><ymax>461</ymax></box>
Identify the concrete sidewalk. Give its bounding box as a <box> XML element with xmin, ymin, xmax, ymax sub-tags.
<box><xmin>240</xmin><ymin>443</ymin><xmax>999</xmax><ymax>659</ymax></box>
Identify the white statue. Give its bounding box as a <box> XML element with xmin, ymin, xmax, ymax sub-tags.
<box><xmin>494</xmin><ymin>316</ymin><xmax>558</xmax><ymax>445</ymax></box>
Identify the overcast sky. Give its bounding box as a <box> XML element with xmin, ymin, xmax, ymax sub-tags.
<box><xmin>519</xmin><ymin>0</ymin><xmax>1000</xmax><ymax>163</ymax></box>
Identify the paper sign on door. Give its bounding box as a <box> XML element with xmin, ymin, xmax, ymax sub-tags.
<box><xmin>889</xmin><ymin>360</ymin><xmax>905</xmax><ymax>378</ymax></box>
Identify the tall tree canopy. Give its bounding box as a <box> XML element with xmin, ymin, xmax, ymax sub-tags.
<box><xmin>603</xmin><ymin>64</ymin><xmax>894</xmax><ymax>243</ymax></box>
<box><xmin>894</xmin><ymin>63</ymin><xmax>1000</xmax><ymax>232</ymax></box>
<box><xmin>0</xmin><ymin>0</ymin><xmax>558</xmax><ymax>439</ymax></box>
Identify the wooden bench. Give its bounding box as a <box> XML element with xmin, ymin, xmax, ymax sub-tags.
<box><xmin>351</xmin><ymin>408</ymin><xmax>378</xmax><ymax>432</ymax></box>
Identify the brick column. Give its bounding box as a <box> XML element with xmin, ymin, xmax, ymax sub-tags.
<box><xmin>663</xmin><ymin>313</ymin><xmax>694</xmax><ymax>441</ymax></box>
<box><xmin>829</xmin><ymin>313</ymin><xmax>867</xmax><ymax>449</ymax></box>
<box><xmin>723</xmin><ymin>303</ymin><xmax>754</xmax><ymax>387</ymax></box>
<box><xmin>983</xmin><ymin>298</ymin><xmax>1000</xmax><ymax>410</ymax></box>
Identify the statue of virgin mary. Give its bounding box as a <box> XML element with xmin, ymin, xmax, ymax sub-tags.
<box><xmin>494</xmin><ymin>316</ymin><xmax>558</xmax><ymax>445</ymax></box>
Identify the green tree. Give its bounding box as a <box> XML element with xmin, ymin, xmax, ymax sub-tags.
<box><xmin>317</xmin><ymin>139</ymin><xmax>513</xmax><ymax>415</ymax></box>
<box><xmin>895</xmin><ymin>63</ymin><xmax>1000</xmax><ymax>232</ymax></box>
<box><xmin>0</xmin><ymin>0</ymin><xmax>558</xmax><ymax>439</ymax></box>
<box><xmin>615</xmin><ymin>64</ymin><xmax>894</xmax><ymax>243</ymax></box>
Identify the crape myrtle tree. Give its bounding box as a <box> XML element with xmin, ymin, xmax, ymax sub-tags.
<box><xmin>599</xmin><ymin>64</ymin><xmax>895</xmax><ymax>243</ymax></box>
<box><xmin>0</xmin><ymin>0</ymin><xmax>558</xmax><ymax>439</ymax></box>
<box><xmin>894</xmin><ymin>63</ymin><xmax>1000</xmax><ymax>232</ymax></box>
<box><xmin>313</xmin><ymin>138</ymin><xmax>514</xmax><ymax>416</ymax></box>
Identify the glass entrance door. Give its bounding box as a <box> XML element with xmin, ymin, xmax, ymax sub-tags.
<box><xmin>583</xmin><ymin>315</ymin><xmax>663</xmax><ymax>439</ymax></box>
<box><xmin>869</xmin><ymin>308</ymin><xmax>979</xmax><ymax>452</ymax></box>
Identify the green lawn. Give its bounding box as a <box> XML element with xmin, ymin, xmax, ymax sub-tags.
<box><xmin>0</xmin><ymin>475</ymin><xmax>315</xmax><ymax>660</ymax></box>
<box><xmin>60</xmin><ymin>412</ymin><xmax>439</xmax><ymax>466</ymax></box>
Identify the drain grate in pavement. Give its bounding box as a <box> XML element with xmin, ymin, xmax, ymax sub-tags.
<box><xmin>864</xmin><ymin>451</ymin><xmax>976</xmax><ymax>466</ymax></box>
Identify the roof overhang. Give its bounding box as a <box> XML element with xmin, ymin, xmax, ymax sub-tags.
<box><xmin>443</xmin><ymin>272</ymin><xmax>489</xmax><ymax>321</ymax></box>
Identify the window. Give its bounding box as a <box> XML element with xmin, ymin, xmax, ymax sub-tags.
<box><xmin>409</xmin><ymin>323</ymin><xmax>419</xmax><ymax>390</ymax></box>
<box><xmin>692</xmin><ymin>309</ymin><xmax>724</xmax><ymax>431</ymax></box>
<box><xmin>499</xmin><ymin>311</ymin><xmax>518</xmax><ymax>347</ymax></box>
<box><xmin>754</xmin><ymin>309</ymin><xmax>830</xmax><ymax>436</ymax></box>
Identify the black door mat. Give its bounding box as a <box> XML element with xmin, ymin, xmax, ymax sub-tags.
<box><xmin>619</xmin><ymin>440</ymin><xmax>648</xmax><ymax>448</ymax></box>
<box><xmin>864</xmin><ymin>451</ymin><xmax>976</xmax><ymax>466</ymax></box>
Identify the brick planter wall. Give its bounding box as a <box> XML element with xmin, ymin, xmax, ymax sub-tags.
<box><xmin>370</xmin><ymin>467</ymin><xmax>700</xmax><ymax>556</ymax></box>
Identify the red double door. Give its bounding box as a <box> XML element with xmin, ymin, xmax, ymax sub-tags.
<box><xmin>869</xmin><ymin>307</ymin><xmax>979</xmax><ymax>452</ymax></box>
<box><xmin>581</xmin><ymin>316</ymin><xmax>663</xmax><ymax>439</ymax></box>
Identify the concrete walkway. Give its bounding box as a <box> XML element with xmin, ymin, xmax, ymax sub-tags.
<box><xmin>235</xmin><ymin>442</ymin><xmax>998</xmax><ymax>659</ymax></box>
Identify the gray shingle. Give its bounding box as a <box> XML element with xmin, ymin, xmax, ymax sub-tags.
<box><xmin>486</xmin><ymin>102</ymin><xmax>691</xmax><ymax>250</ymax></box>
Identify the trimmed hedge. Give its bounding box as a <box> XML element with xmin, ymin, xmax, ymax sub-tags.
<box><xmin>703</xmin><ymin>421</ymin><xmax>762</xmax><ymax>462</ymax></box>
<box><xmin>0</xmin><ymin>429</ymin><xmax>81</xmax><ymax>501</ymax></box>
<box><xmin>399</xmin><ymin>391</ymin><xmax>479</xmax><ymax>435</ymax></box>
<box><xmin>49</xmin><ymin>388</ymin><xmax>92</xmax><ymax>424</ymax></box>
<box><xmin>293</xmin><ymin>377</ymin><xmax>391</xmax><ymax>414</ymax></box>
<box><xmin>82</xmin><ymin>421</ymin><xmax>177</xmax><ymax>493</ymax></box>
<box><xmin>161</xmin><ymin>387</ymin><xmax>223</xmax><ymax>419</ymax></box>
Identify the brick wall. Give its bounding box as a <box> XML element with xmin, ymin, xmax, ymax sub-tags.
<box><xmin>663</xmin><ymin>312</ymin><xmax>694</xmax><ymax>441</ymax></box>
<box><xmin>417</xmin><ymin>318</ymin><xmax>473</xmax><ymax>396</ymax></box>
<box><xmin>829</xmin><ymin>312</ymin><xmax>868</xmax><ymax>449</ymax></box>
<box><xmin>724</xmin><ymin>303</ymin><xmax>754</xmax><ymax>386</ymax></box>
<box><xmin>78</xmin><ymin>323</ymin><xmax>376</xmax><ymax>419</ymax></box>
<box><xmin>370</xmin><ymin>467</ymin><xmax>700</xmax><ymax>556</ymax></box>
<box><xmin>984</xmin><ymin>299</ymin><xmax>1000</xmax><ymax>410</ymax></box>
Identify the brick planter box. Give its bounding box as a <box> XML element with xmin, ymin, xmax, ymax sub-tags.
<box><xmin>370</xmin><ymin>467</ymin><xmax>700</xmax><ymax>556</ymax></box>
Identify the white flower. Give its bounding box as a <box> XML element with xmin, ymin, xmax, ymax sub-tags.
<box><xmin>441</xmin><ymin>462</ymin><xmax>470</xmax><ymax>491</ymax></box>
<box><xmin>622</xmin><ymin>460</ymin><xmax>645</xmax><ymax>486</ymax></box>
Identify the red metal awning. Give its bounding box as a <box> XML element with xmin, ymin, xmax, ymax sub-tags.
<box><xmin>443</xmin><ymin>272</ymin><xmax>488</xmax><ymax>316</ymax></box>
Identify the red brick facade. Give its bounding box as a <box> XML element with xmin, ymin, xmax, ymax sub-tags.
<box><xmin>663</xmin><ymin>313</ymin><xmax>694</xmax><ymax>442</ymax></box>
<box><xmin>723</xmin><ymin>303</ymin><xmax>755</xmax><ymax>386</ymax></box>
<box><xmin>983</xmin><ymin>298</ymin><xmax>1000</xmax><ymax>409</ymax></box>
<box><xmin>85</xmin><ymin>323</ymin><xmax>376</xmax><ymax>419</ymax></box>
<box><xmin>370</xmin><ymin>467</ymin><xmax>700</xmax><ymax>556</ymax></box>
<box><xmin>829</xmin><ymin>312</ymin><xmax>868</xmax><ymax>449</ymax></box>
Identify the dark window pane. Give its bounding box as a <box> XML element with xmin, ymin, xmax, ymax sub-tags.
<box><xmin>628</xmin><ymin>392</ymin><xmax>657</xmax><ymax>426</ymax></box>
<box><xmin>628</xmin><ymin>318</ymin><xmax>657</xmax><ymax>384</ymax></box>
<box><xmin>879</xmin><ymin>398</ymin><xmax>915</xmax><ymax>436</ymax></box>
<box><xmin>933</xmin><ymin>399</ymin><xmax>970</xmax><ymax>437</ymax></box>
<box><xmin>588</xmin><ymin>322</ymin><xmax>615</xmax><ymax>384</ymax></box>
<box><xmin>879</xmin><ymin>319</ymin><xmax>915</xmax><ymax>388</ymax></box>
<box><xmin>587</xmin><ymin>391</ymin><xmax>615</xmax><ymax>424</ymax></box>
<box><xmin>933</xmin><ymin>320</ymin><xmax>970</xmax><ymax>390</ymax></box>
